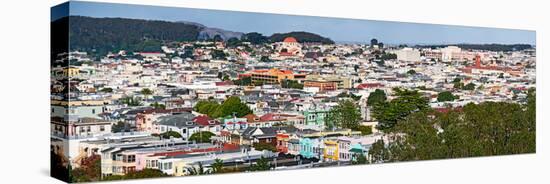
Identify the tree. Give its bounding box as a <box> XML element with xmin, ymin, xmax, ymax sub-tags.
<box><xmin>352</xmin><ymin>153</ymin><xmax>368</xmax><ymax>165</ymax></box>
<box><xmin>100</xmin><ymin>87</ymin><xmax>113</xmax><ymax>93</ymax></box>
<box><xmin>370</xmin><ymin>98</ymin><xmax>536</xmax><ymax>163</ymax></box>
<box><xmin>463</xmin><ymin>83</ymin><xmax>476</xmax><ymax>90</ymax></box>
<box><xmin>216</xmin><ymin>96</ymin><xmax>253</xmax><ymax>118</ymax></box>
<box><xmin>437</xmin><ymin>91</ymin><xmax>456</xmax><ymax>102</ymax></box>
<box><xmin>368</xmin><ymin>139</ymin><xmax>389</xmax><ymax>163</ymax></box>
<box><xmin>211</xmin><ymin>159</ymin><xmax>224</xmax><ymax>174</ymax></box>
<box><xmin>407</xmin><ymin>70</ymin><xmax>417</xmax><ymax>75</ymax></box>
<box><xmin>242</xmin><ymin>32</ymin><xmax>268</xmax><ymax>44</ymax></box>
<box><xmin>356</xmin><ymin>125</ymin><xmax>373</xmax><ymax>135</ymax></box>
<box><xmin>281</xmin><ymin>79</ymin><xmax>304</xmax><ymax>89</ymax></box>
<box><xmin>371</xmin><ymin>88</ymin><xmax>429</xmax><ymax>130</ymax></box>
<box><xmin>222</xmin><ymin>75</ymin><xmax>230</xmax><ymax>81</ymax></box>
<box><xmin>250</xmin><ymin>157</ymin><xmax>271</xmax><ymax>171</ymax></box>
<box><xmin>150</xmin><ymin>102</ymin><xmax>166</xmax><ymax>109</ymax></box>
<box><xmin>189</xmin><ymin>131</ymin><xmax>215</xmax><ymax>143</ymax></box>
<box><xmin>212</xmin><ymin>35</ymin><xmax>223</xmax><ymax>42</ymax></box>
<box><xmin>233</xmin><ymin>76</ymin><xmax>252</xmax><ymax>86</ymax></box>
<box><xmin>367</xmin><ymin>89</ymin><xmax>387</xmax><ymax>106</ymax></box>
<box><xmin>186</xmin><ymin>162</ymin><xmax>211</xmax><ymax>175</ymax></box>
<box><xmin>120</xmin><ymin>96</ymin><xmax>143</xmax><ymax>106</ymax></box>
<box><xmin>260</xmin><ymin>55</ymin><xmax>272</xmax><ymax>62</ymax></box>
<box><xmin>453</xmin><ymin>82</ymin><xmax>464</xmax><ymax>90</ymax></box>
<box><xmin>112</xmin><ymin>121</ymin><xmax>130</xmax><ymax>133</ymax></box>
<box><xmin>141</xmin><ymin>88</ymin><xmax>153</xmax><ymax>98</ymax></box>
<box><xmin>211</xmin><ymin>50</ymin><xmax>227</xmax><ymax>60</ymax></box>
<box><xmin>70</xmin><ymin>155</ymin><xmax>101</xmax><ymax>182</ymax></box>
<box><xmin>370</xmin><ymin>38</ymin><xmax>378</xmax><ymax>46</ymax></box>
<box><xmin>325</xmin><ymin>100</ymin><xmax>362</xmax><ymax>130</ymax></box>
<box><xmin>160</xmin><ymin>131</ymin><xmax>182</xmax><ymax>139</ymax></box>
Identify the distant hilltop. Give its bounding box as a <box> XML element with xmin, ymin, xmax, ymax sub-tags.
<box><xmin>57</xmin><ymin>16</ymin><xmax>335</xmax><ymax>54</ymax></box>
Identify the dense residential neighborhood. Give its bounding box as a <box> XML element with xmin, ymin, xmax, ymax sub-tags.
<box><xmin>51</xmin><ymin>15</ymin><xmax>536</xmax><ymax>182</ymax></box>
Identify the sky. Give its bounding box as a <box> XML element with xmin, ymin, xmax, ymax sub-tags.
<box><xmin>53</xmin><ymin>1</ymin><xmax>536</xmax><ymax>45</ymax></box>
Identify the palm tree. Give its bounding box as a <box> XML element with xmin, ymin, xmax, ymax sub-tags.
<box><xmin>141</xmin><ymin>88</ymin><xmax>153</xmax><ymax>99</ymax></box>
<box><xmin>211</xmin><ymin>159</ymin><xmax>224</xmax><ymax>173</ymax></box>
<box><xmin>186</xmin><ymin>162</ymin><xmax>211</xmax><ymax>175</ymax></box>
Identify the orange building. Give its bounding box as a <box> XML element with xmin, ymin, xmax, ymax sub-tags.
<box><xmin>249</xmin><ymin>68</ymin><xmax>295</xmax><ymax>84</ymax></box>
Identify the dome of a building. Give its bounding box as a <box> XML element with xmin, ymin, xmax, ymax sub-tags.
<box><xmin>283</xmin><ymin>37</ymin><xmax>298</xmax><ymax>43</ymax></box>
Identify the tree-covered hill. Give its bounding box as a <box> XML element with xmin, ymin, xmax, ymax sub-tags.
<box><xmin>59</xmin><ymin>16</ymin><xmax>336</xmax><ymax>55</ymax></box>
<box><xmin>269</xmin><ymin>31</ymin><xmax>335</xmax><ymax>44</ymax></box>
<box><xmin>68</xmin><ymin>16</ymin><xmax>201</xmax><ymax>54</ymax></box>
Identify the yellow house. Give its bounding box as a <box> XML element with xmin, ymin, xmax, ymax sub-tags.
<box><xmin>323</xmin><ymin>140</ymin><xmax>339</xmax><ymax>161</ymax></box>
<box><xmin>63</xmin><ymin>67</ymin><xmax>80</xmax><ymax>77</ymax></box>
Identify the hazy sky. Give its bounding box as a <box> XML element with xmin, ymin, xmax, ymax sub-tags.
<box><xmin>54</xmin><ymin>1</ymin><xmax>535</xmax><ymax>45</ymax></box>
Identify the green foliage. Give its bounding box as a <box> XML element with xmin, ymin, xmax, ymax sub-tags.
<box><xmin>186</xmin><ymin>162</ymin><xmax>211</xmax><ymax>175</ymax></box>
<box><xmin>355</xmin><ymin>125</ymin><xmax>373</xmax><ymax>135</ymax></box>
<box><xmin>150</xmin><ymin>102</ymin><xmax>166</xmax><ymax>109</ymax></box>
<box><xmin>369</xmin><ymin>96</ymin><xmax>536</xmax><ymax>162</ymax></box>
<box><xmin>233</xmin><ymin>76</ymin><xmax>252</xmax><ymax>86</ymax></box>
<box><xmin>189</xmin><ymin>131</ymin><xmax>215</xmax><ymax>143</ymax></box>
<box><xmin>281</xmin><ymin>79</ymin><xmax>304</xmax><ymax>89</ymax></box>
<box><xmin>352</xmin><ymin>153</ymin><xmax>368</xmax><ymax>165</ymax></box>
<box><xmin>211</xmin><ymin>50</ymin><xmax>227</xmax><ymax>60</ymax></box>
<box><xmin>453</xmin><ymin>82</ymin><xmax>464</xmax><ymax>89</ymax></box>
<box><xmin>253</xmin><ymin>142</ymin><xmax>277</xmax><ymax>152</ymax></box>
<box><xmin>141</xmin><ymin>88</ymin><xmax>153</xmax><ymax>96</ymax></box>
<box><xmin>463</xmin><ymin>83</ymin><xmax>476</xmax><ymax>90</ymax></box>
<box><xmin>100</xmin><ymin>87</ymin><xmax>113</xmax><ymax>93</ymax></box>
<box><xmin>217</xmin><ymin>96</ymin><xmax>253</xmax><ymax>118</ymax></box>
<box><xmin>268</xmin><ymin>31</ymin><xmax>334</xmax><ymax>44</ymax></box>
<box><xmin>326</xmin><ymin>100</ymin><xmax>362</xmax><ymax>130</ymax></box>
<box><xmin>211</xmin><ymin>159</ymin><xmax>224</xmax><ymax>174</ymax></box>
<box><xmin>68</xmin><ymin>16</ymin><xmax>200</xmax><ymax>55</ymax></box>
<box><xmin>379</xmin><ymin>53</ymin><xmax>397</xmax><ymax>60</ymax></box>
<box><xmin>371</xmin><ymin>88</ymin><xmax>429</xmax><ymax>130</ymax></box>
<box><xmin>120</xmin><ymin>96</ymin><xmax>143</xmax><ymax>106</ymax></box>
<box><xmin>160</xmin><ymin>131</ymin><xmax>182</xmax><ymax>139</ymax></box>
<box><xmin>407</xmin><ymin>70</ymin><xmax>417</xmax><ymax>75</ymax></box>
<box><xmin>249</xmin><ymin>157</ymin><xmax>271</xmax><ymax>171</ymax></box>
<box><xmin>368</xmin><ymin>139</ymin><xmax>390</xmax><ymax>163</ymax></box>
<box><xmin>260</xmin><ymin>55</ymin><xmax>273</xmax><ymax>62</ymax></box>
<box><xmin>367</xmin><ymin>89</ymin><xmax>387</xmax><ymax>106</ymax></box>
<box><xmin>112</xmin><ymin>121</ymin><xmax>130</xmax><ymax>133</ymax></box>
<box><xmin>242</xmin><ymin>32</ymin><xmax>268</xmax><ymax>44</ymax></box>
<box><xmin>437</xmin><ymin>91</ymin><xmax>456</xmax><ymax>102</ymax></box>
<box><xmin>70</xmin><ymin>155</ymin><xmax>101</xmax><ymax>182</ymax></box>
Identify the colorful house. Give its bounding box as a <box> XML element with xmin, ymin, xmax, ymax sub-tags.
<box><xmin>323</xmin><ymin>140</ymin><xmax>339</xmax><ymax>161</ymax></box>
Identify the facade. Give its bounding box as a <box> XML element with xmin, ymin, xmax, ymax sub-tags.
<box><xmin>249</xmin><ymin>68</ymin><xmax>295</xmax><ymax>84</ymax></box>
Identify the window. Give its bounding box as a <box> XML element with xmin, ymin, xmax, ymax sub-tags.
<box><xmin>51</xmin><ymin>108</ymin><xmax>54</xmax><ymax>113</ymax></box>
<box><xmin>92</xmin><ymin>109</ymin><xmax>96</xmax><ymax>114</ymax></box>
<box><xmin>100</xmin><ymin>125</ymin><xmax>105</xmax><ymax>131</ymax></box>
<box><xmin>127</xmin><ymin>155</ymin><xmax>136</xmax><ymax>163</ymax></box>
